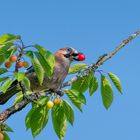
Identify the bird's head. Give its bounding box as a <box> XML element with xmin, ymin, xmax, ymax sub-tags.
<box><xmin>55</xmin><ymin>47</ymin><xmax>85</xmax><ymax>62</ymax></box>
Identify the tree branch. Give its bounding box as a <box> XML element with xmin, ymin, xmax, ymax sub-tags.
<box><xmin>0</xmin><ymin>94</ymin><xmax>42</xmax><ymax>124</ymax></box>
<box><xmin>0</xmin><ymin>30</ymin><xmax>140</xmax><ymax>124</ymax></box>
<box><xmin>63</xmin><ymin>30</ymin><xmax>140</xmax><ymax>87</ymax></box>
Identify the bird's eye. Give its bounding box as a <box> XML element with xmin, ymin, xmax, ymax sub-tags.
<box><xmin>66</xmin><ymin>48</ymin><xmax>72</xmax><ymax>52</ymax></box>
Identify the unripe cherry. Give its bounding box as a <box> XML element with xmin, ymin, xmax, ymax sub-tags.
<box><xmin>47</xmin><ymin>101</ymin><xmax>54</xmax><ymax>108</ymax></box>
<box><xmin>9</xmin><ymin>55</ymin><xmax>17</xmax><ymax>62</ymax></box>
<box><xmin>77</xmin><ymin>53</ymin><xmax>86</xmax><ymax>61</ymax></box>
<box><xmin>54</xmin><ymin>98</ymin><xmax>61</xmax><ymax>104</ymax></box>
<box><xmin>4</xmin><ymin>61</ymin><xmax>12</xmax><ymax>68</ymax></box>
<box><xmin>17</xmin><ymin>61</ymin><xmax>23</xmax><ymax>68</ymax></box>
<box><xmin>23</xmin><ymin>61</ymin><xmax>29</xmax><ymax>68</ymax></box>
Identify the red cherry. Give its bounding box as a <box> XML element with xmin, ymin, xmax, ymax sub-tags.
<box><xmin>5</xmin><ymin>61</ymin><xmax>12</xmax><ymax>68</ymax></box>
<box><xmin>9</xmin><ymin>55</ymin><xmax>17</xmax><ymax>62</ymax></box>
<box><xmin>17</xmin><ymin>61</ymin><xmax>23</xmax><ymax>68</ymax></box>
<box><xmin>77</xmin><ymin>53</ymin><xmax>86</xmax><ymax>61</ymax></box>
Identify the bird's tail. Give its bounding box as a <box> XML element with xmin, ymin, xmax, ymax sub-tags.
<box><xmin>0</xmin><ymin>80</ymin><xmax>21</xmax><ymax>105</ymax></box>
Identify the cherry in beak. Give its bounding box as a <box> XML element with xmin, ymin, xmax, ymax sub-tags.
<box><xmin>73</xmin><ymin>53</ymin><xmax>86</xmax><ymax>61</ymax></box>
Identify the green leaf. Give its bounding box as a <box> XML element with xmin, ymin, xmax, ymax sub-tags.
<box><xmin>34</xmin><ymin>51</ymin><xmax>53</xmax><ymax>78</ymax></box>
<box><xmin>0</xmin><ymin>43</ymin><xmax>14</xmax><ymax>54</ymax></box>
<box><xmin>68</xmin><ymin>63</ymin><xmax>88</xmax><ymax>74</ymax></box>
<box><xmin>0</xmin><ymin>33</ymin><xmax>20</xmax><ymax>44</ymax></box>
<box><xmin>25</xmin><ymin>51</ymin><xmax>34</xmax><ymax>59</ymax></box>
<box><xmin>0</xmin><ymin>54</ymin><xmax>6</xmax><ymax>65</ymax></box>
<box><xmin>14</xmin><ymin>72</ymin><xmax>25</xmax><ymax>82</ymax></box>
<box><xmin>108</xmin><ymin>72</ymin><xmax>122</xmax><ymax>94</ymax></box>
<box><xmin>0</xmin><ymin>49</ymin><xmax>16</xmax><ymax>65</ymax></box>
<box><xmin>13</xmin><ymin>91</ymin><xmax>23</xmax><ymax>104</ymax></box>
<box><xmin>31</xmin><ymin>58</ymin><xmax>44</xmax><ymax>85</ymax></box>
<box><xmin>22</xmin><ymin>77</ymin><xmax>30</xmax><ymax>89</ymax></box>
<box><xmin>63</xmin><ymin>100</ymin><xmax>74</xmax><ymax>125</ymax></box>
<box><xmin>89</xmin><ymin>76</ymin><xmax>98</xmax><ymax>95</ymax></box>
<box><xmin>65</xmin><ymin>89</ymin><xmax>83</xmax><ymax>112</ymax></box>
<box><xmin>52</xmin><ymin>102</ymin><xmax>67</xmax><ymax>140</ymax></box>
<box><xmin>0</xmin><ymin>77</ymin><xmax>9</xmax><ymax>82</ymax></box>
<box><xmin>34</xmin><ymin>44</ymin><xmax>55</xmax><ymax>77</ymax></box>
<box><xmin>71</xmin><ymin>74</ymin><xmax>91</xmax><ymax>93</ymax></box>
<box><xmin>36</xmin><ymin>96</ymin><xmax>49</xmax><ymax>106</ymax></box>
<box><xmin>30</xmin><ymin>106</ymin><xmax>49</xmax><ymax>137</ymax></box>
<box><xmin>4</xmin><ymin>133</ymin><xmax>11</xmax><ymax>140</ymax></box>
<box><xmin>25</xmin><ymin>107</ymin><xmax>36</xmax><ymax>130</ymax></box>
<box><xmin>0</xmin><ymin>68</ymin><xmax>8</xmax><ymax>75</ymax></box>
<box><xmin>4</xmin><ymin>124</ymin><xmax>14</xmax><ymax>132</ymax></box>
<box><xmin>101</xmin><ymin>76</ymin><xmax>113</xmax><ymax>109</ymax></box>
<box><xmin>78</xmin><ymin>94</ymin><xmax>86</xmax><ymax>104</ymax></box>
<box><xmin>0</xmin><ymin>78</ymin><xmax>14</xmax><ymax>93</ymax></box>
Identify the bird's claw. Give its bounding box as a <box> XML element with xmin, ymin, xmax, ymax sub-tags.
<box><xmin>23</xmin><ymin>94</ymin><xmax>38</xmax><ymax>104</ymax></box>
<box><xmin>56</xmin><ymin>89</ymin><xmax>65</xmax><ymax>97</ymax></box>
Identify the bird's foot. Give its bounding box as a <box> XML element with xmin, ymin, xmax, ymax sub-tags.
<box><xmin>55</xmin><ymin>89</ymin><xmax>65</xmax><ymax>97</ymax></box>
<box><xmin>23</xmin><ymin>94</ymin><xmax>38</xmax><ymax>104</ymax></box>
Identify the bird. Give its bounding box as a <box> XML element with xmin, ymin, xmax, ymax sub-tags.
<box><xmin>0</xmin><ymin>47</ymin><xmax>82</xmax><ymax>105</ymax></box>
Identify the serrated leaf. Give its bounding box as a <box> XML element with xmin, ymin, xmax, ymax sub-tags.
<box><xmin>101</xmin><ymin>76</ymin><xmax>113</xmax><ymax>109</ymax></box>
<box><xmin>0</xmin><ymin>54</ymin><xmax>6</xmax><ymax>65</ymax></box>
<box><xmin>13</xmin><ymin>91</ymin><xmax>23</xmax><ymax>105</ymax></box>
<box><xmin>0</xmin><ymin>49</ymin><xmax>15</xmax><ymax>65</ymax></box>
<box><xmin>78</xmin><ymin>94</ymin><xmax>86</xmax><ymax>104</ymax></box>
<box><xmin>4</xmin><ymin>124</ymin><xmax>14</xmax><ymax>132</ymax></box>
<box><xmin>63</xmin><ymin>100</ymin><xmax>74</xmax><ymax>125</ymax></box>
<box><xmin>68</xmin><ymin>63</ymin><xmax>88</xmax><ymax>74</ymax></box>
<box><xmin>0</xmin><ymin>77</ymin><xmax>9</xmax><ymax>83</ymax></box>
<box><xmin>34</xmin><ymin>45</ymin><xmax>55</xmax><ymax>76</ymax></box>
<box><xmin>65</xmin><ymin>89</ymin><xmax>83</xmax><ymax>112</ymax></box>
<box><xmin>30</xmin><ymin>106</ymin><xmax>49</xmax><ymax>137</ymax></box>
<box><xmin>0</xmin><ymin>33</ymin><xmax>20</xmax><ymax>44</ymax></box>
<box><xmin>31</xmin><ymin>58</ymin><xmax>44</xmax><ymax>85</ymax></box>
<box><xmin>108</xmin><ymin>72</ymin><xmax>122</xmax><ymax>94</ymax></box>
<box><xmin>0</xmin><ymin>78</ymin><xmax>14</xmax><ymax>93</ymax></box>
<box><xmin>52</xmin><ymin>102</ymin><xmax>67</xmax><ymax>140</ymax></box>
<box><xmin>25</xmin><ymin>107</ymin><xmax>36</xmax><ymax>130</ymax></box>
<box><xmin>34</xmin><ymin>51</ymin><xmax>53</xmax><ymax>77</ymax></box>
<box><xmin>4</xmin><ymin>133</ymin><xmax>11</xmax><ymax>140</ymax></box>
<box><xmin>0</xmin><ymin>43</ymin><xmax>14</xmax><ymax>54</ymax></box>
<box><xmin>0</xmin><ymin>68</ymin><xmax>8</xmax><ymax>75</ymax></box>
<box><xmin>25</xmin><ymin>51</ymin><xmax>34</xmax><ymax>59</ymax></box>
<box><xmin>36</xmin><ymin>96</ymin><xmax>49</xmax><ymax>106</ymax></box>
<box><xmin>71</xmin><ymin>74</ymin><xmax>91</xmax><ymax>93</ymax></box>
<box><xmin>14</xmin><ymin>72</ymin><xmax>25</xmax><ymax>82</ymax></box>
<box><xmin>22</xmin><ymin>77</ymin><xmax>30</xmax><ymax>90</ymax></box>
<box><xmin>89</xmin><ymin>76</ymin><xmax>98</xmax><ymax>95</ymax></box>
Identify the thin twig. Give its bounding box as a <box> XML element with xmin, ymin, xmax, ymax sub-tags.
<box><xmin>0</xmin><ymin>30</ymin><xmax>140</xmax><ymax>124</ymax></box>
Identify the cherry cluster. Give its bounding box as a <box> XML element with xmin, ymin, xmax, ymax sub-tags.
<box><xmin>47</xmin><ymin>98</ymin><xmax>61</xmax><ymax>108</ymax></box>
<box><xmin>4</xmin><ymin>55</ymin><xmax>29</xmax><ymax>69</ymax></box>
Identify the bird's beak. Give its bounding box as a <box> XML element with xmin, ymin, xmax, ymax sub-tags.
<box><xmin>70</xmin><ymin>50</ymin><xmax>80</xmax><ymax>61</ymax></box>
<box><xmin>64</xmin><ymin>49</ymin><xmax>78</xmax><ymax>59</ymax></box>
<box><xmin>64</xmin><ymin>48</ymin><xmax>85</xmax><ymax>61</ymax></box>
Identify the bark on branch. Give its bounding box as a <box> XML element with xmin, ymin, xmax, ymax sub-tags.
<box><xmin>0</xmin><ymin>30</ymin><xmax>140</xmax><ymax>124</ymax></box>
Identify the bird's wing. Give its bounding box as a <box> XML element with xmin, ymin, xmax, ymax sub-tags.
<box><xmin>25</xmin><ymin>66</ymin><xmax>34</xmax><ymax>74</ymax></box>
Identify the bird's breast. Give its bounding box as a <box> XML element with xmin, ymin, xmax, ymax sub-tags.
<box><xmin>26</xmin><ymin>60</ymin><xmax>70</xmax><ymax>92</ymax></box>
<box><xmin>45</xmin><ymin>62</ymin><xmax>70</xmax><ymax>90</ymax></box>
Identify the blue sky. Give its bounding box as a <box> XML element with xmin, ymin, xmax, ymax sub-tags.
<box><xmin>0</xmin><ymin>0</ymin><xmax>140</xmax><ymax>140</ymax></box>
